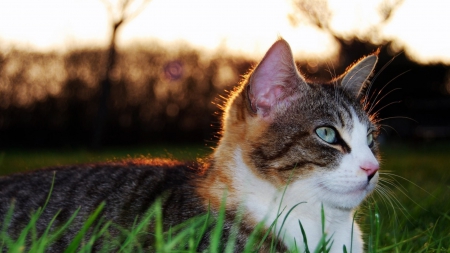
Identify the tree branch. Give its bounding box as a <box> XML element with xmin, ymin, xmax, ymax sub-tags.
<box><xmin>100</xmin><ymin>0</ymin><xmax>152</xmax><ymax>28</ymax></box>
<box><xmin>122</xmin><ymin>0</ymin><xmax>152</xmax><ymax>25</ymax></box>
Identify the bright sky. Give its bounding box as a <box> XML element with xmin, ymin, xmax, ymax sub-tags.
<box><xmin>0</xmin><ymin>0</ymin><xmax>450</xmax><ymax>64</ymax></box>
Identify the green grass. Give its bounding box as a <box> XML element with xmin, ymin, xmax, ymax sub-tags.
<box><xmin>361</xmin><ymin>141</ymin><xmax>450</xmax><ymax>253</ymax></box>
<box><xmin>0</xmin><ymin>198</ymin><xmax>215</xmax><ymax>252</ymax></box>
<box><xmin>1</xmin><ymin>141</ymin><xmax>450</xmax><ymax>252</ymax></box>
<box><xmin>0</xmin><ymin>144</ymin><xmax>210</xmax><ymax>176</ymax></box>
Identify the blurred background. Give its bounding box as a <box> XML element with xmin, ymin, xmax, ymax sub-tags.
<box><xmin>0</xmin><ymin>0</ymin><xmax>449</xmax><ymax>149</ymax></box>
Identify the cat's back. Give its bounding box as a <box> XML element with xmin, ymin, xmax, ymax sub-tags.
<box><xmin>0</xmin><ymin>159</ymin><xmax>207</xmax><ymax>240</ymax></box>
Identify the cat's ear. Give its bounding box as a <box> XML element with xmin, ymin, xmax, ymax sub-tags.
<box><xmin>247</xmin><ymin>39</ymin><xmax>304</xmax><ymax>119</ymax></box>
<box><xmin>339</xmin><ymin>54</ymin><xmax>378</xmax><ymax>97</ymax></box>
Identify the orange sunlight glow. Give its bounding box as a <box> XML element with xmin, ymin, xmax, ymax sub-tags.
<box><xmin>0</xmin><ymin>0</ymin><xmax>450</xmax><ymax>63</ymax></box>
<box><xmin>382</xmin><ymin>0</ymin><xmax>450</xmax><ymax>64</ymax></box>
<box><xmin>0</xmin><ymin>0</ymin><xmax>337</xmax><ymax>60</ymax></box>
<box><xmin>122</xmin><ymin>0</ymin><xmax>338</xmax><ymax>59</ymax></box>
<box><xmin>0</xmin><ymin>0</ymin><xmax>110</xmax><ymax>50</ymax></box>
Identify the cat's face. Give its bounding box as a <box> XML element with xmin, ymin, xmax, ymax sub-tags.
<box><xmin>249</xmin><ymin>85</ymin><xmax>379</xmax><ymax>209</ymax></box>
<box><xmin>220</xmin><ymin>39</ymin><xmax>379</xmax><ymax>210</ymax></box>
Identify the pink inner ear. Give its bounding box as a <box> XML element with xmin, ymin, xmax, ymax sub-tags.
<box><xmin>251</xmin><ymin>84</ymin><xmax>285</xmax><ymax>117</ymax></box>
<box><xmin>248</xmin><ymin>39</ymin><xmax>299</xmax><ymax>118</ymax></box>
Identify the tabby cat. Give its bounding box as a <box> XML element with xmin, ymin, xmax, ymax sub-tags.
<box><xmin>0</xmin><ymin>39</ymin><xmax>380</xmax><ymax>252</ymax></box>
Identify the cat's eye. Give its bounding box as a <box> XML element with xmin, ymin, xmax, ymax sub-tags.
<box><xmin>367</xmin><ymin>133</ymin><xmax>374</xmax><ymax>148</ymax></box>
<box><xmin>315</xmin><ymin>127</ymin><xmax>338</xmax><ymax>144</ymax></box>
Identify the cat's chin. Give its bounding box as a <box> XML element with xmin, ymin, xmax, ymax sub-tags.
<box><xmin>318</xmin><ymin>180</ymin><xmax>377</xmax><ymax>210</ymax></box>
<box><xmin>325</xmin><ymin>193</ymin><xmax>367</xmax><ymax>210</ymax></box>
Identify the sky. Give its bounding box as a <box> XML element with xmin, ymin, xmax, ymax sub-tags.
<box><xmin>0</xmin><ymin>0</ymin><xmax>450</xmax><ymax>64</ymax></box>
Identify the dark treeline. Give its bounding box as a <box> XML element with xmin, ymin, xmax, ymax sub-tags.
<box><xmin>0</xmin><ymin>41</ymin><xmax>450</xmax><ymax>149</ymax></box>
<box><xmin>0</xmin><ymin>43</ymin><xmax>253</xmax><ymax>148</ymax></box>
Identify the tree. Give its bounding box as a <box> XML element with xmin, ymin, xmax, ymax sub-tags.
<box><xmin>288</xmin><ymin>0</ymin><xmax>403</xmax><ymax>68</ymax></box>
<box><xmin>93</xmin><ymin>0</ymin><xmax>151</xmax><ymax>148</ymax></box>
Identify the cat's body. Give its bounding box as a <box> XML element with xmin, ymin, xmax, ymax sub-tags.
<box><xmin>0</xmin><ymin>160</ymin><xmax>209</xmax><ymax>251</ymax></box>
<box><xmin>0</xmin><ymin>39</ymin><xmax>380</xmax><ymax>252</ymax></box>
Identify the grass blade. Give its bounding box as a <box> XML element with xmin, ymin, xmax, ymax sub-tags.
<box><xmin>298</xmin><ymin>220</ymin><xmax>310</xmax><ymax>253</ymax></box>
<box><xmin>64</xmin><ymin>202</ymin><xmax>106</xmax><ymax>253</ymax></box>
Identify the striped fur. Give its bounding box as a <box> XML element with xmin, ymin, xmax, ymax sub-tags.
<box><xmin>0</xmin><ymin>39</ymin><xmax>379</xmax><ymax>252</ymax></box>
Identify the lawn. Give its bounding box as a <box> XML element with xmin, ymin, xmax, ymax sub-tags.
<box><xmin>0</xmin><ymin>141</ymin><xmax>449</xmax><ymax>252</ymax></box>
<box><xmin>364</xmin><ymin>141</ymin><xmax>450</xmax><ymax>252</ymax></box>
<box><xmin>0</xmin><ymin>143</ymin><xmax>211</xmax><ymax>176</ymax></box>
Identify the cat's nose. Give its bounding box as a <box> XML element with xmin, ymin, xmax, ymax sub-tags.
<box><xmin>361</xmin><ymin>162</ymin><xmax>379</xmax><ymax>181</ymax></box>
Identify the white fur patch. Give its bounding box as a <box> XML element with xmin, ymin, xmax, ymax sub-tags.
<box><xmin>231</xmin><ymin>148</ymin><xmax>364</xmax><ymax>252</ymax></box>
<box><xmin>230</xmin><ymin>112</ymin><xmax>378</xmax><ymax>252</ymax></box>
<box><xmin>318</xmin><ymin>112</ymin><xmax>379</xmax><ymax>209</ymax></box>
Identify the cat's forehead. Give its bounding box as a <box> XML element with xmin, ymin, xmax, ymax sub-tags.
<box><xmin>284</xmin><ymin>83</ymin><xmax>373</xmax><ymax>131</ymax></box>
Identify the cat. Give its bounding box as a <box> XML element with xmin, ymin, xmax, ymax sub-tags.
<box><xmin>0</xmin><ymin>39</ymin><xmax>380</xmax><ymax>252</ymax></box>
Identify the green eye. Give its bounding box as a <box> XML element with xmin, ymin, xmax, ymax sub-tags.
<box><xmin>316</xmin><ymin>127</ymin><xmax>338</xmax><ymax>144</ymax></box>
<box><xmin>367</xmin><ymin>133</ymin><xmax>374</xmax><ymax>148</ymax></box>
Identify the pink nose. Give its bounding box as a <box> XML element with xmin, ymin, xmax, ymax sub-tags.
<box><xmin>361</xmin><ymin>162</ymin><xmax>379</xmax><ymax>181</ymax></box>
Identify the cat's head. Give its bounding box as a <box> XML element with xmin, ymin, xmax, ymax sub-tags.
<box><xmin>218</xmin><ymin>39</ymin><xmax>379</xmax><ymax>210</ymax></box>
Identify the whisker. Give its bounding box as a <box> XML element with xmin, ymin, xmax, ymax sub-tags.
<box><xmin>373</xmin><ymin>187</ymin><xmax>394</xmax><ymax>219</ymax></box>
<box><xmin>367</xmin><ymin>88</ymin><xmax>402</xmax><ymax>114</ymax></box>
<box><xmin>381</xmin><ymin>172</ymin><xmax>435</xmax><ymax>197</ymax></box>
<box><xmin>325</xmin><ymin>60</ymin><xmax>341</xmax><ymax>106</ymax></box>
<box><xmin>366</xmin><ymin>70</ymin><xmax>410</xmax><ymax>112</ymax></box>
<box><xmin>364</xmin><ymin>52</ymin><xmax>402</xmax><ymax>104</ymax></box>
<box><xmin>325</xmin><ymin>60</ymin><xmax>337</xmax><ymax>80</ymax></box>
<box><xmin>374</xmin><ymin>186</ymin><xmax>398</xmax><ymax>221</ymax></box>
<box><xmin>370</xmin><ymin>101</ymin><xmax>402</xmax><ymax>117</ymax></box>
<box><xmin>376</xmin><ymin>188</ymin><xmax>397</xmax><ymax>219</ymax></box>
<box><xmin>378</xmin><ymin>124</ymin><xmax>399</xmax><ymax>135</ymax></box>
<box><xmin>379</xmin><ymin>127</ymin><xmax>389</xmax><ymax>135</ymax></box>
<box><xmin>379</xmin><ymin>174</ymin><xmax>428</xmax><ymax>212</ymax></box>
<box><xmin>375</xmin><ymin>182</ymin><xmax>411</xmax><ymax>222</ymax></box>
<box><xmin>375</xmin><ymin>116</ymin><xmax>418</xmax><ymax>123</ymax></box>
